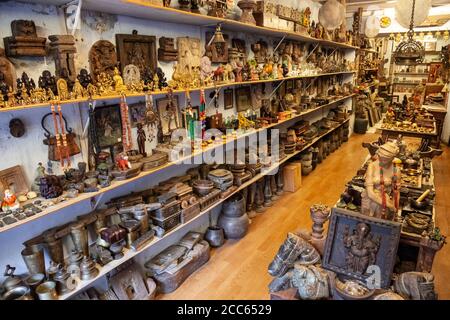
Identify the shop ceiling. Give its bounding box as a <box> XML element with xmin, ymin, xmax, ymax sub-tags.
<box><xmin>345</xmin><ymin>0</ymin><xmax>450</xmax><ymax>14</ymax></box>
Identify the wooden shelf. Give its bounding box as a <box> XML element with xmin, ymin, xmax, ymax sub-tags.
<box><xmin>358</xmin><ymin>48</ymin><xmax>377</xmax><ymax>54</ymax></box>
<box><xmin>392</xmin><ymin>82</ymin><xmax>422</xmax><ymax>86</ymax></box>
<box><xmin>26</xmin><ymin>0</ymin><xmax>358</xmax><ymax>50</ymax></box>
<box><xmin>394</xmin><ymin>72</ymin><xmax>428</xmax><ymax>76</ymax></box>
<box><xmin>58</xmin><ymin>117</ymin><xmax>351</xmax><ymax>300</ymax></box>
<box><xmin>0</xmin><ymin>94</ymin><xmax>355</xmax><ymax>234</ymax></box>
<box><xmin>0</xmin><ymin>71</ymin><xmax>356</xmax><ymax>113</ymax></box>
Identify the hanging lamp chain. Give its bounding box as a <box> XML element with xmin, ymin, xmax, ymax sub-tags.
<box><xmin>407</xmin><ymin>0</ymin><xmax>416</xmax><ymax>40</ymax></box>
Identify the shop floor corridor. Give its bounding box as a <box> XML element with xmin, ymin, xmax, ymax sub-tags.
<box><xmin>159</xmin><ymin>133</ymin><xmax>450</xmax><ymax>300</ymax></box>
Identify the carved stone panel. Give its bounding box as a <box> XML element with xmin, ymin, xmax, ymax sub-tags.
<box><xmin>3</xmin><ymin>20</ymin><xmax>46</xmax><ymax>57</ymax></box>
<box><xmin>89</xmin><ymin>40</ymin><xmax>118</xmax><ymax>81</ymax></box>
<box><xmin>177</xmin><ymin>37</ymin><xmax>201</xmax><ymax>75</ymax></box>
<box><xmin>49</xmin><ymin>35</ymin><xmax>77</xmax><ymax>82</ymax></box>
<box><xmin>116</xmin><ymin>31</ymin><xmax>157</xmax><ymax>75</ymax></box>
<box><xmin>322</xmin><ymin>208</ymin><xmax>401</xmax><ymax>288</ymax></box>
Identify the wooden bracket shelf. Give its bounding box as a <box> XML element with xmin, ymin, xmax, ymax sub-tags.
<box><xmin>0</xmin><ymin>94</ymin><xmax>355</xmax><ymax>234</ymax></box>
<box><xmin>57</xmin><ymin>117</ymin><xmax>351</xmax><ymax>300</ymax></box>
<box><xmin>26</xmin><ymin>0</ymin><xmax>358</xmax><ymax>50</ymax></box>
<box><xmin>0</xmin><ymin>71</ymin><xmax>356</xmax><ymax>113</ymax></box>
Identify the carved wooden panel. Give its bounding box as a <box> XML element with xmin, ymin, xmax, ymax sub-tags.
<box><xmin>205</xmin><ymin>32</ymin><xmax>229</xmax><ymax>63</ymax></box>
<box><xmin>0</xmin><ymin>48</ymin><xmax>16</xmax><ymax>89</ymax></box>
<box><xmin>177</xmin><ymin>37</ymin><xmax>201</xmax><ymax>75</ymax></box>
<box><xmin>0</xmin><ymin>165</ymin><xmax>28</xmax><ymax>196</ymax></box>
<box><xmin>89</xmin><ymin>40</ymin><xmax>118</xmax><ymax>81</ymax></box>
<box><xmin>322</xmin><ymin>207</ymin><xmax>401</xmax><ymax>288</ymax></box>
<box><xmin>3</xmin><ymin>20</ymin><xmax>46</xmax><ymax>57</ymax></box>
<box><xmin>116</xmin><ymin>31</ymin><xmax>157</xmax><ymax>75</ymax></box>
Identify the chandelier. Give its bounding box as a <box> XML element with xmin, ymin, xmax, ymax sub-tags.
<box><xmin>394</xmin><ymin>0</ymin><xmax>425</xmax><ymax>65</ymax></box>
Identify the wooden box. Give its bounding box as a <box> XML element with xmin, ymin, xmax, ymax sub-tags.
<box><xmin>283</xmin><ymin>163</ymin><xmax>301</xmax><ymax>192</ymax></box>
<box><xmin>153</xmin><ymin>241</ymin><xmax>210</xmax><ymax>293</ymax></box>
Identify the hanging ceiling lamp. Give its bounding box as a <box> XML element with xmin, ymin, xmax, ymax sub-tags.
<box><xmin>395</xmin><ymin>0</ymin><xmax>431</xmax><ymax>29</ymax></box>
<box><xmin>394</xmin><ymin>0</ymin><xmax>425</xmax><ymax>65</ymax></box>
<box><xmin>318</xmin><ymin>0</ymin><xmax>345</xmax><ymax>30</ymax></box>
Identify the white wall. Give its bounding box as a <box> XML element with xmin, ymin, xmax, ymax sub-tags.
<box><xmin>0</xmin><ymin>0</ymin><xmax>355</xmax><ymax>287</ymax></box>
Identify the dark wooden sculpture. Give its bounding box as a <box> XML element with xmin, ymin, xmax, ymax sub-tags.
<box><xmin>89</xmin><ymin>40</ymin><xmax>118</xmax><ymax>80</ymax></box>
<box><xmin>205</xmin><ymin>32</ymin><xmax>229</xmax><ymax>63</ymax></box>
<box><xmin>0</xmin><ymin>48</ymin><xmax>16</xmax><ymax>90</ymax></box>
<box><xmin>116</xmin><ymin>30</ymin><xmax>157</xmax><ymax>75</ymax></box>
<box><xmin>158</xmin><ymin>37</ymin><xmax>178</xmax><ymax>62</ymax></box>
<box><xmin>3</xmin><ymin>20</ymin><xmax>46</xmax><ymax>57</ymax></box>
<box><xmin>49</xmin><ymin>35</ymin><xmax>77</xmax><ymax>83</ymax></box>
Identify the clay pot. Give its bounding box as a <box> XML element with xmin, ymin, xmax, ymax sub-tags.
<box><xmin>302</xmin><ymin>165</ymin><xmax>313</xmax><ymax>176</ymax></box>
<box><xmin>205</xmin><ymin>226</ymin><xmax>225</xmax><ymax>247</ymax></box>
<box><xmin>218</xmin><ymin>213</ymin><xmax>250</xmax><ymax>239</ymax></box>
<box><xmin>222</xmin><ymin>193</ymin><xmax>245</xmax><ymax>217</ymax></box>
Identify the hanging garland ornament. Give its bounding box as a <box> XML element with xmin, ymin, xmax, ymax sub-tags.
<box><xmin>120</xmin><ymin>95</ymin><xmax>133</xmax><ymax>152</ymax></box>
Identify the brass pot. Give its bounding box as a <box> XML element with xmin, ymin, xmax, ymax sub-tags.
<box><xmin>36</xmin><ymin>281</ymin><xmax>58</xmax><ymax>300</ymax></box>
<box><xmin>2</xmin><ymin>285</ymin><xmax>33</xmax><ymax>300</ymax></box>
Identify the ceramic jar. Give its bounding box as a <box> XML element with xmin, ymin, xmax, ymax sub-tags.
<box><xmin>222</xmin><ymin>194</ymin><xmax>245</xmax><ymax>217</ymax></box>
<box><xmin>218</xmin><ymin>214</ymin><xmax>249</xmax><ymax>239</ymax></box>
<box><xmin>204</xmin><ymin>226</ymin><xmax>225</xmax><ymax>247</ymax></box>
<box><xmin>218</xmin><ymin>193</ymin><xmax>250</xmax><ymax>239</ymax></box>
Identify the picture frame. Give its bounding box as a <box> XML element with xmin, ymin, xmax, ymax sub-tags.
<box><xmin>129</xmin><ymin>102</ymin><xmax>147</xmax><ymax>127</ymax></box>
<box><xmin>224</xmin><ymin>88</ymin><xmax>234</xmax><ymax>110</ymax></box>
<box><xmin>182</xmin><ymin>105</ymin><xmax>199</xmax><ymax>128</ymax></box>
<box><xmin>235</xmin><ymin>86</ymin><xmax>252</xmax><ymax>112</ymax></box>
<box><xmin>156</xmin><ymin>95</ymin><xmax>181</xmax><ymax>136</ymax></box>
<box><xmin>428</xmin><ymin>62</ymin><xmax>443</xmax><ymax>83</ymax></box>
<box><xmin>93</xmin><ymin>104</ymin><xmax>123</xmax><ymax>149</ymax></box>
<box><xmin>115</xmin><ymin>32</ymin><xmax>157</xmax><ymax>75</ymax></box>
<box><xmin>322</xmin><ymin>207</ymin><xmax>401</xmax><ymax>288</ymax></box>
<box><xmin>423</xmin><ymin>41</ymin><xmax>436</xmax><ymax>52</ymax></box>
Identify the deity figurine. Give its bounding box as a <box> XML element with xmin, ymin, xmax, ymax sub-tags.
<box><xmin>156</xmin><ymin>67</ymin><xmax>168</xmax><ymax>89</ymax></box>
<box><xmin>57</xmin><ymin>78</ymin><xmax>70</xmax><ymax>100</ymax></box>
<box><xmin>77</xmin><ymin>68</ymin><xmax>93</xmax><ymax>89</ymax></box>
<box><xmin>115</xmin><ymin>153</ymin><xmax>131</xmax><ymax>171</ymax></box>
<box><xmin>17</xmin><ymin>72</ymin><xmax>36</xmax><ymax>94</ymax></box>
<box><xmin>59</xmin><ymin>67</ymin><xmax>75</xmax><ymax>92</ymax></box>
<box><xmin>141</xmin><ymin>67</ymin><xmax>154</xmax><ymax>87</ymax></box>
<box><xmin>113</xmin><ymin>67</ymin><xmax>127</xmax><ymax>93</ymax></box>
<box><xmin>361</xmin><ymin>141</ymin><xmax>400</xmax><ymax>220</ymax></box>
<box><xmin>0</xmin><ymin>71</ymin><xmax>10</xmax><ymax>100</ymax></box>
<box><xmin>72</xmin><ymin>79</ymin><xmax>85</xmax><ymax>99</ymax></box>
<box><xmin>343</xmin><ymin>222</ymin><xmax>381</xmax><ymax>274</ymax></box>
<box><xmin>136</xmin><ymin>123</ymin><xmax>147</xmax><ymax>157</ymax></box>
<box><xmin>1</xmin><ymin>189</ymin><xmax>20</xmax><ymax>211</ymax></box>
<box><xmin>32</xmin><ymin>162</ymin><xmax>46</xmax><ymax>192</ymax></box>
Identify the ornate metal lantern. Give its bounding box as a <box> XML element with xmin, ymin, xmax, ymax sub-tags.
<box><xmin>394</xmin><ymin>0</ymin><xmax>425</xmax><ymax>65</ymax></box>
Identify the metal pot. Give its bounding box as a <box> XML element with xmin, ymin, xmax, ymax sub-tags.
<box><xmin>2</xmin><ymin>285</ymin><xmax>33</xmax><ymax>300</ymax></box>
<box><xmin>222</xmin><ymin>193</ymin><xmax>245</xmax><ymax>217</ymax></box>
<box><xmin>204</xmin><ymin>226</ymin><xmax>225</xmax><ymax>248</ymax></box>
<box><xmin>218</xmin><ymin>213</ymin><xmax>249</xmax><ymax>239</ymax></box>
<box><xmin>70</xmin><ymin>222</ymin><xmax>89</xmax><ymax>257</ymax></box>
<box><xmin>21</xmin><ymin>247</ymin><xmax>45</xmax><ymax>275</ymax></box>
<box><xmin>36</xmin><ymin>281</ymin><xmax>58</xmax><ymax>300</ymax></box>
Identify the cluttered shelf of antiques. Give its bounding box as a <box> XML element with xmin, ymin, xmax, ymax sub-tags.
<box><xmin>2</xmin><ymin>117</ymin><xmax>351</xmax><ymax>300</ymax></box>
<box><xmin>0</xmin><ymin>92</ymin><xmax>354</xmax><ymax>234</ymax></box>
<box><xmin>0</xmin><ymin>71</ymin><xmax>356</xmax><ymax>113</ymax></box>
<box><xmin>26</xmin><ymin>0</ymin><xmax>359</xmax><ymax>51</ymax></box>
<box><xmin>268</xmin><ymin>135</ymin><xmax>445</xmax><ymax>301</ymax></box>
